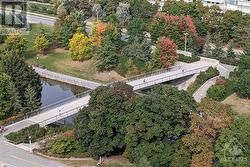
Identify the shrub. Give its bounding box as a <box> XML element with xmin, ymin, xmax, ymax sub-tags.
<box><xmin>178</xmin><ymin>54</ymin><xmax>200</xmax><ymax>63</ymax></box>
<box><xmin>187</xmin><ymin>67</ymin><xmax>219</xmax><ymax>94</ymax></box>
<box><xmin>28</xmin><ymin>2</ymin><xmax>57</xmax><ymax>16</ymax></box>
<box><xmin>207</xmin><ymin>85</ymin><xmax>226</xmax><ymax>101</ymax></box>
<box><xmin>48</xmin><ymin>135</ymin><xmax>86</xmax><ymax>157</ymax></box>
<box><xmin>6</xmin><ymin>124</ymin><xmax>46</xmax><ymax>144</ymax></box>
<box><xmin>236</xmin><ymin>70</ymin><xmax>250</xmax><ymax>98</ymax></box>
<box><xmin>69</xmin><ymin>33</ymin><xmax>92</xmax><ymax>61</ymax></box>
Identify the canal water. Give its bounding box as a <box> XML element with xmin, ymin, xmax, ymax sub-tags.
<box><xmin>41</xmin><ymin>78</ymin><xmax>88</xmax><ymax>107</ymax></box>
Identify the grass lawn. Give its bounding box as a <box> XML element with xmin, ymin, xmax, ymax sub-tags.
<box><xmin>222</xmin><ymin>93</ymin><xmax>250</xmax><ymax>114</ymax></box>
<box><xmin>24</xmin><ymin>24</ymin><xmax>124</xmax><ymax>83</ymax></box>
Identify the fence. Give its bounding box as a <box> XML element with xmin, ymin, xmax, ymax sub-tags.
<box><xmin>33</xmin><ymin>66</ymin><xmax>102</xmax><ymax>89</ymax></box>
<box><xmin>132</xmin><ymin>65</ymin><xmax>211</xmax><ymax>90</ymax></box>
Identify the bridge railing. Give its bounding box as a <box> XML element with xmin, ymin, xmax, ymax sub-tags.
<box><xmin>39</xmin><ymin>106</ymin><xmax>82</xmax><ymax>127</ymax></box>
<box><xmin>133</xmin><ymin>65</ymin><xmax>211</xmax><ymax>90</ymax></box>
<box><xmin>5</xmin><ymin>90</ymin><xmax>92</xmax><ymax>126</ymax></box>
<box><xmin>119</xmin><ymin>66</ymin><xmax>181</xmax><ymax>83</ymax></box>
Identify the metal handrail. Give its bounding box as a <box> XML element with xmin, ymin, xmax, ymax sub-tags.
<box><xmin>38</xmin><ymin>106</ymin><xmax>83</xmax><ymax>127</ymax></box>
<box><xmin>132</xmin><ymin>66</ymin><xmax>211</xmax><ymax>89</ymax></box>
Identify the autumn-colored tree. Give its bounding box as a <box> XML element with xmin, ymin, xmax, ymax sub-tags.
<box><xmin>69</xmin><ymin>32</ymin><xmax>92</xmax><ymax>61</ymax></box>
<box><xmin>90</xmin><ymin>22</ymin><xmax>107</xmax><ymax>48</ymax></box>
<box><xmin>150</xmin><ymin>12</ymin><xmax>197</xmax><ymax>51</ymax></box>
<box><xmin>182</xmin><ymin>98</ymin><xmax>234</xmax><ymax>167</ymax></box>
<box><xmin>34</xmin><ymin>34</ymin><xmax>49</xmax><ymax>55</ymax></box>
<box><xmin>155</xmin><ymin>37</ymin><xmax>178</xmax><ymax>68</ymax></box>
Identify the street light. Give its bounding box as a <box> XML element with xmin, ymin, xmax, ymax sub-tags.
<box><xmin>29</xmin><ymin>136</ymin><xmax>32</xmax><ymax>153</ymax></box>
<box><xmin>184</xmin><ymin>32</ymin><xmax>189</xmax><ymax>52</ymax></box>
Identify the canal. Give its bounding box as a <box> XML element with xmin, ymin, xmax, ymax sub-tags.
<box><xmin>41</xmin><ymin>78</ymin><xmax>88</xmax><ymax>107</ymax></box>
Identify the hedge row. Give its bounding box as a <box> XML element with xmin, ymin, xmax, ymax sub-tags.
<box><xmin>6</xmin><ymin>124</ymin><xmax>46</xmax><ymax>144</ymax></box>
<box><xmin>187</xmin><ymin>67</ymin><xmax>219</xmax><ymax>94</ymax></box>
<box><xmin>5</xmin><ymin>124</ymin><xmax>67</xmax><ymax>144</ymax></box>
<box><xmin>28</xmin><ymin>2</ymin><xmax>56</xmax><ymax>16</ymax></box>
<box><xmin>178</xmin><ymin>54</ymin><xmax>200</xmax><ymax>63</ymax></box>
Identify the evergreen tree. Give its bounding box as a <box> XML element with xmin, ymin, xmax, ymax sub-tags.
<box><xmin>212</xmin><ymin>33</ymin><xmax>224</xmax><ymax>59</ymax></box>
<box><xmin>24</xmin><ymin>85</ymin><xmax>41</xmax><ymax>113</ymax></box>
<box><xmin>8</xmin><ymin>83</ymin><xmax>23</xmax><ymax>116</ymax></box>
<box><xmin>1</xmin><ymin>54</ymin><xmax>42</xmax><ymax>106</ymax></box>
<box><xmin>203</xmin><ymin>33</ymin><xmax>213</xmax><ymax>57</ymax></box>
<box><xmin>226</xmin><ymin>41</ymin><xmax>236</xmax><ymax>58</ymax></box>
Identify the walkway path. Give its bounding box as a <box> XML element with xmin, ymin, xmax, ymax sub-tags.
<box><xmin>193</xmin><ymin>76</ymin><xmax>218</xmax><ymax>102</ymax></box>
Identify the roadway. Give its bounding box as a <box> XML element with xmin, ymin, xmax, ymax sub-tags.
<box><xmin>0</xmin><ymin>136</ymin><xmax>68</xmax><ymax>167</ymax></box>
<box><xmin>27</xmin><ymin>14</ymin><xmax>56</xmax><ymax>25</ymax></box>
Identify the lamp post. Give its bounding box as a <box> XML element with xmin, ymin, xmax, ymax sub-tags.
<box><xmin>184</xmin><ymin>32</ymin><xmax>189</xmax><ymax>52</ymax></box>
<box><xmin>29</xmin><ymin>136</ymin><xmax>32</xmax><ymax>153</ymax></box>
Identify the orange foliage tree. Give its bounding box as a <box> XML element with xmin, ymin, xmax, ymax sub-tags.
<box><xmin>90</xmin><ymin>22</ymin><xmax>108</xmax><ymax>48</ymax></box>
<box><xmin>182</xmin><ymin>98</ymin><xmax>234</xmax><ymax>167</ymax></box>
<box><xmin>155</xmin><ymin>37</ymin><xmax>178</xmax><ymax>68</ymax></box>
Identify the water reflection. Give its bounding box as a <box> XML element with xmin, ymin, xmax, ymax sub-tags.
<box><xmin>41</xmin><ymin>78</ymin><xmax>88</xmax><ymax>107</ymax></box>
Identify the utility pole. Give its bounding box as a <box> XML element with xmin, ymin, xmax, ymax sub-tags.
<box><xmin>184</xmin><ymin>32</ymin><xmax>189</xmax><ymax>52</ymax></box>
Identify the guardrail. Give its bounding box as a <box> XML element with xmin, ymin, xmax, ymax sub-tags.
<box><xmin>39</xmin><ymin>106</ymin><xmax>83</xmax><ymax>127</ymax></box>
<box><xmin>132</xmin><ymin>66</ymin><xmax>211</xmax><ymax>90</ymax></box>
<box><xmin>5</xmin><ymin>90</ymin><xmax>91</xmax><ymax>126</ymax></box>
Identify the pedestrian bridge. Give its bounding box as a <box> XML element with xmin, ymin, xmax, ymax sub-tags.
<box><xmin>6</xmin><ymin>60</ymin><xmax>217</xmax><ymax>133</ymax></box>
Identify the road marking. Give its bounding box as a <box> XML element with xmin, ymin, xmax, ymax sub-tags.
<box><xmin>10</xmin><ymin>155</ymin><xmax>48</xmax><ymax>167</ymax></box>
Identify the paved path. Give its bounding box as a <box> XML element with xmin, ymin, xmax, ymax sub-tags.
<box><xmin>0</xmin><ymin>136</ymin><xmax>68</xmax><ymax>167</ymax></box>
<box><xmin>193</xmin><ymin>76</ymin><xmax>218</xmax><ymax>102</ymax></box>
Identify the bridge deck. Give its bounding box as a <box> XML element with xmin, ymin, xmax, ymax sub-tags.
<box><xmin>6</xmin><ymin>60</ymin><xmax>219</xmax><ymax>130</ymax></box>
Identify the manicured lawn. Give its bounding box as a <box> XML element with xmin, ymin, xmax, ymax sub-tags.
<box><xmin>25</xmin><ymin>24</ymin><xmax>124</xmax><ymax>83</ymax></box>
<box><xmin>26</xmin><ymin>49</ymin><xmax>124</xmax><ymax>83</ymax></box>
<box><xmin>222</xmin><ymin>93</ymin><xmax>250</xmax><ymax>114</ymax></box>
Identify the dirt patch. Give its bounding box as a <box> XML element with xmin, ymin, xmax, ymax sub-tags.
<box><xmin>94</xmin><ymin>71</ymin><xmax>125</xmax><ymax>82</ymax></box>
<box><xmin>222</xmin><ymin>93</ymin><xmax>250</xmax><ymax>114</ymax></box>
<box><xmin>57</xmin><ymin>58</ymin><xmax>125</xmax><ymax>82</ymax></box>
<box><xmin>47</xmin><ymin>48</ymin><xmax>69</xmax><ymax>54</ymax></box>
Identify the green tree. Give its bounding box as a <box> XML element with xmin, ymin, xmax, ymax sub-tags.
<box><xmin>116</xmin><ymin>2</ymin><xmax>131</xmax><ymax>27</ymax></box>
<box><xmin>4</xmin><ymin>33</ymin><xmax>27</xmax><ymax>56</ymax></box>
<box><xmin>124</xmin><ymin>86</ymin><xmax>193</xmax><ymax>166</ymax></box>
<box><xmin>128</xmin><ymin>0</ymin><xmax>158</xmax><ymax>20</ymax></box>
<box><xmin>219</xmin><ymin>10</ymin><xmax>244</xmax><ymax>42</ymax></box>
<box><xmin>244</xmin><ymin>37</ymin><xmax>250</xmax><ymax>56</ymax></box>
<box><xmin>96</xmin><ymin>38</ymin><xmax>119</xmax><ymax>71</ymax></box>
<box><xmin>74</xmin><ymin>82</ymin><xmax>135</xmax><ymax>158</ymax></box>
<box><xmin>127</xmin><ymin>17</ymin><xmax>146</xmax><ymax>41</ymax></box>
<box><xmin>96</xmin><ymin>25</ymin><xmax>121</xmax><ymax>71</ymax></box>
<box><xmin>207</xmin><ymin>85</ymin><xmax>226</xmax><ymax>101</ymax></box>
<box><xmin>24</xmin><ymin>85</ymin><xmax>41</xmax><ymax>113</ymax></box>
<box><xmin>203</xmin><ymin>33</ymin><xmax>213</xmax><ymax>57</ymax></box>
<box><xmin>69</xmin><ymin>32</ymin><xmax>92</xmax><ymax>61</ymax></box>
<box><xmin>121</xmin><ymin>38</ymin><xmax>151</xmax><ymax>62</ymax></box>
<box><xmin>226</xmin><ymin>41</ymin><xmax>236</xmax><ymax>58</ymax></box>
<box><xmin>236</xmin><ymin>70</ymin><xmax>250</xmax><ymax>98</ymax></box>
<box><xmin>212</xmin><ymin>33</ymin><xmax>224</xmax><ymax>59</ymax></box>
<box><xmin>0</xmin><ymin>74</ymin><xmax>14</xmax><ymax>119</ymax></box>
<box><xmin>182</xmin><ymin>98</ymin><xmax>234</xmax><ymax>167</ymax></box>
<box><xmin>34</xmin><ymin>34</ymin><xmax>49</xmax><ymax>55</ymax></box>
<box><xmin>1</xmin><ymin>54</ymin><xmax>42</xmax><ymax>106</ymax></box>
<box><xmin>215</xmin><ymin>116</ymin><xmax>250</xmax><ymax>167</ymax></box>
